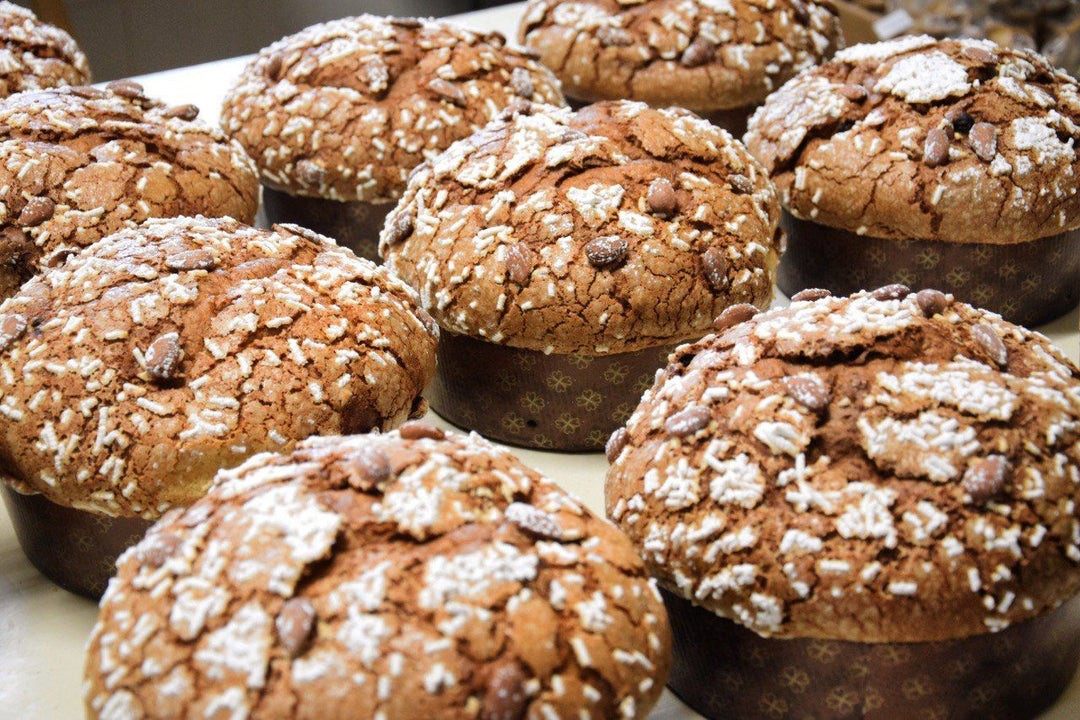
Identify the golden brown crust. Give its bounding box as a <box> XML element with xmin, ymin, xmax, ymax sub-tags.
<box><xmin>606</xmin><ymin>289</ymin><xmax>1080</xmax><ymax>643</ymax></box>
<box><xmin>84</xmin><ymin>430</ymin><xmax>671</xmax><ymax>720</ymax></box>
<box><xmin>220</xmin><ymin>15</ymin><xmax>566</xmax><ymax>204</ymax></box>
<box><xmin>0</xmin><ymin>217</ymin><xmax>438</xmax><ymax>518</ymax></box>
<box><xmin>518</xmin><ymin>0</ymin><xmax>843</xmax><ymax>111</ymax></box>
<box><xmin>380</xmin><ymin>101</ymin><xmax>781</xmax><ymax>356</ymax></box>
<box><xmin>0</xmin><ymin>1</ymin><xmax>90</xmax><ymax>96</ymax></box>
<box><xmin>745</xmin><ymin>37</ymin><xmax>1080</xmax><ymax>244</ymax></box>
<box><xmin>0</xmin><ymin>85</ymin><xmax>260</xmax><ymax>300</ymax></box>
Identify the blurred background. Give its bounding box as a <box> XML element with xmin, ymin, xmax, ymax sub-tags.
<box><xmin>14</xmin><ymin>0</ymin><xmax>516</xmax><ymax>81</ymax></box>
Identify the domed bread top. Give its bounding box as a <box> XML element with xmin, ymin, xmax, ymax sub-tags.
<box><xmin>380</xmin><ymin>100</ymin><xmax>781</xmax><ymax>356</ymax></box>
<box><xmin>0</xmin><ymin>217</ymin><xmax>438</xmax><ymax>518</ymax></box>
<box><xmin>518</xmin><ymin>0</ymin><xmax>843</xmax><ymax>111</ymax></box>
<box><xmin>220</xmin><ymin>15</ymin><xmax>566</xmax><ymax>204</ymax></box>
<box><xmin>744</xmin><ymin>36</ymin><xmax>1080</xmax><ymax>244</ymax></box>
<box><xmin>0</xmin><ymin>85</ymin><xmax>260</xmax><ymax>300</ymax></box>
<box><xmin>606</xmin><ymin>288</ymin><xmax>1080</xmax><ymax>643</ymax></box>
<box><xmin>0</xmin><ymin>1</ymin><xmax>90</xmax><ymax>96</ymax></box>
<box><xmin>84</xmin><ymin>429</ymin><xmax>671</xmax><ymax>720</ymax></box>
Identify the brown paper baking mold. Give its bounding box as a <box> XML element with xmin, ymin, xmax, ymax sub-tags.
<box><xmin>428</xmin><ymin>332</ymin><xmax>673</xmax><ymax>452</ymax></box>
<box><xmin>662</xmin><ymin>588</ymin><xmax>1080</xmax><ymax>720</ymax></box>
<box><xmin>262</xmin><ymin>185</ymin><xmax>394</xmax><ymax>262</ymax></box>
<box><xmin>779</xmin><ymin>211</ymin><xmax>1080</xmax><ymax>327</ymax></box>
<box><xmin>2</xmin><ymin>484</ymin><xmax>150</xmax><ymax>599</ymax></box>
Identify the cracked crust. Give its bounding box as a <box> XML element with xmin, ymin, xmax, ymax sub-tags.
<box><xmin>744</xmin><ymin>36</ymin><xmax>1080</xmax><ymax>244</ymax></box>
<box><xmin>84</xmin><ymin>429</ymin><xmax>671</xmax><ymax>720</ymax></box>
<box><xmin>0</xmin><ymin>1</ymin><xmax>90</xmax><ymax>97</ymax></box>
<box><xmin>220</xmin><ymin>15</ymin><xmax>566</xmax><ymax>204</ymax></box>
<box><xmin>518</xmin><ymin>0</ymin><xmax>843</xmax><ymax>112</ymax></box>
<box><xmin>380</xmin><ymin>100</ymin><xmax>781</xmax><ymax>356</ymax></box>
<box><xmin>0</xmin><ymin>85</ymin><xmax>260</xmax><ymax>300</ymax></box>
<box><xmin>0</xmin><ymin>217</ymin><xmax>438</xmax><ymax>518</ymax></box>
<box><xmin>606</xmin><ymin>288</ymin><xmax>1080</xmax><ymax>643</ymax></box>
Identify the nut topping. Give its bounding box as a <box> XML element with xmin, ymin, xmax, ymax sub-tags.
<box><xmin>664</xmin><ymin>405</ymin><xmax>711</xmax><ymax>437</ymax></box>
<box><xmin>144</xmin><ymin>332</ymin><xmax>184</xmax><ymax>381</ymax></box>
<box><xmin>584</xmin><ymin>236</ymin><xmax>628</xmax><ymax>267</ymax></box>
<box><xmin>276</xmin><ymin>598</ymin><xmax>316</xmax><ymax>658</ymax></box>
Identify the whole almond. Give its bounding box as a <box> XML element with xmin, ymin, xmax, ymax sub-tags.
<box><xmin>584</xmin><ymin>236</ymin><xmax>628</xmax><ymax>267</ymax></box>
<box><xmin>728</xmin><ymin>173</ymin><xmax>754</xmax><ymax>195</ymax></box>
<box><xmin>664</xmin><ymin>406</ymin><xmax>711</xmax><ymax>437</ymax></box>
<box><xmin>429</xmin><ymin>78</ymin><xmax>467</xmax><ymax>106</ymax></box>
<box><xmin>915</xmin><ymin>289</ymin><xmax>949</xmax><ymax>317</ymax></box>
<box><xmin>505</xmin><ymin>242</ymin><xmax>534</xmax><ymax>285</ymax></box>
<box><xmin>384</xmin><ymin>213</ymin><xmax>414</xmax><ymax>246</ymax></box>
<box><xmin>702</xmin><ymin>246</ymin><xmax>729</xmax><ymax>292</ymax></box>
<box><xmin>969</xmin><ymin>123</ymin><xmax>997</xmax><ymax>161</ymax></box>
<box><xmin>165</xmin><ymin>249</ymin><xmax>217</xmax><ymax>272</ymax></box>
<box><xmin>399</xmin><ymin>421</ymin><xmax>446</xmax><ymax>441</ymax></box>
<box><xmin>481</xmin><ymin>661</ymin><xmax>528</xmax><ymax>720</ymax></box>
<box><xmin>606</xmin><ymin>427</ymin><xmax>629</xmax><ymax>463</ymax></box>
<box><xmin>681</xmin><ymin>39</ymin><xmax>716</xmax><ymax>68</ymax></box>
<box><xmin>0</xmin><ymin>313</ymin><xmax>27</xmax><ymax>351</ymax></box>
<box><xmin>347</xmin><ymin>446</ymin><xmax>392</xmax><ymax>489</ymax></box>
<box><xmin>871</xmin><ymin>284</ymin><xmax>911</xmax><ymax>301</ymax></box>
<box><xmin>646</xmin><ymin>178</ymin><xmax>677</xmax><ymax>215</ymax></box>
<box><xmin>791</xmin><ymin>288</ymin><xmax>831</xmax><ymax>302</ymax></box>
<box><xmin>963</xmin><ymin>455</ymin><xmax>1010</xmax><ymax>503</ymax></box>
<box><xmin>145</xmin><ymin>332</ymin><xmax>183</xmax><ymax>381</ymax></box>
<box><xmin>713</xmin><ymin>303</ymin><xmax>759</xmax><ymax>331</ymax></box>
<box><xmin>972</xmin><ymin>323</ymin><xmax>1008</xmax><ymax>367</ymax></box>
<box><xmin>923</xmin><ymin>127</ymin><xmax>950</xmax><ymax>167</ymax></box>
<box><xmin>782</xmin><ymin>376</ymin><xmax>830</xmax><ymax>412</ymax></box>
<box><xmin>18</xmin><ymin>197</ymin><xmax>55</xmax><ymax>227</ymax></box>
<box><xmin>276</xmin><ymin>598</ymin><xmax>316</xmax><ymax>658</ymax></box>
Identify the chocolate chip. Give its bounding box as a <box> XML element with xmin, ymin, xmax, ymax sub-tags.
<box><xmin>972</xmin><ymin>323</ymin><xmax>1008</xmax><ymax>367</ymax></box>
<box><xmin>969</xmin><ymin>123</ymin><xmax>997</xmax><ymax>161</ymax></box>
<box><xmin>915</xmin><ymin>288</ymin><xmax>949</xmax><ymax>317</ymax></box>
<box><xmin>509</xmin><ymin>67</ymin><xmax>534</xmax><ymax>99</ymax></box>
<box><xmin>584</xmin><ymin>236</ymin><xmax>628</xmax><ymax>267</ymax></box>
<box><xmin>702</xmin><ymin>246</ymin><xmax>729</xmax><ymax>292</ymax></box>
<box><xmin>18</xmin><ymin>197</ymin><xmax>55</xmax><ymax>227</ymax></box>
<box><xmin>163</xmin><ymin>103</ymin><xmax>200</xmax><ymax>121</ymax></box>
<box><xmin>165</xmin><ymin>249</ymin><xmax>216</xmax><ymax>272</ymax></box>
<box><xmin>782</xmin><ymin>376</ymin><xmax>830</xmax><ymax>413</ymax></box>
<box><xmin>296</xmin><ymin>159</ymin><xmax>326</xmax><ymax>186</ymax></box>
<box><xmin>138</xmin><ymin>532</ymin><xmax>181</xmax><ymax>568</ymax></box>
<box><xmin>838</xmin><ymin>83</ymin><xmax>868</xmax><ymax>102</ymax></box>
<box><xmin>384</xmin><ymin>212</ymin><xmax>414</xmax><ymax>246</ymax></box>
<box><xmin>106</xmin><ymin>79</ymin><xmax>145</xmax><ymax>99</ymax></box>
<box><xmin>145</xmin><ymin>332</ymin><xmax>183</xmax><ymax>381</ymax></box>
<box><xmin>606</xmin><ymin>427</ymin><xmax>629</xmax><ymax>463</ymax></box>
<box><xmin>680</xmin><ymin>38</ymin><xmax>716</xmax><ymax>68</ymax></box>
<box><xmin>665</xmin><ymin>406</ymin><xmax>711</xmax><ymax>437</ymax></box>
<box><xmin>398</xmin><ymin>421</ymin><xmax>445</xmax><ymax>441</ymax></box>
<box><xmin>428</xmin><ymin>78</ymin><xmax>467</xmax><ymax>106</ymax></box>
<box><xmin>951</xmin><ymin>112</ymin><xmax>975</xmax><ymax>135</ymax></box>
<box><xmin>481</xmin><ymin>661</ymin><xmax>528</xmax><ymax>720</ymax></box>
<box><xmin>713</xmin><ymin>303</ymin><xmax>759</xmax><ymax>331</ymax></box>
<box><xmin>646</xmin><ymin>178</ymin><xmax>677</xmax><ymax>215</ymax></box>
<box><xmin>505</xmin><ymin>242</ymin><xmax>534</xmax><ymax>285</ymax></box>
<box><xmin>728</xmin><ymin>173</ymin><xmax>754</xmax><ymax>195</ymax></box>
<box><xmin>871</xmin><ymin>284</ymin><xmax>911</xmax><ymax>301</ymax></box>
<box><xmin>923</xmin><ymin>127</ymin><xmax>950</xmax><ymax>167</ymax></box>
<box><xmin>962</xmin><ymin>46</ymin><xmax>996</xmax><ymax>65</ymax></box>
<box><xmin>596</xmin><ymin>25</ymin><xmax>634</xmax><ymax>47</ymax></box>
<box><xmin>0</xmin><ymin>227</ymin><xmax>33</xmax><ymax>264</ymax></box>
<box><xmin>505</xmin><ymin>502</ymin><xmax>565</xmax><ymax>540</ymax></box>
<box><xmin>0</xmin><ymin>313</ymin><xmax>27</xmax><ymax>351</ymax></box>
<box><xmin>791</xmin><ymin>288</ymin><xmax>831</xmax><ymax>302</ymax></box>
<box><xmin>963</xmin><ymin>455</ymin><xmax>1010</xmax><ymax>503</ymax></box>
<box><xmin>265</xmin><ymin>53</ymin><xmax>283</xmax><ymax>79</ymax></box>
<box><xmin>276</xmin><ymin>598</ymin><xmax>316</xmax><ymax>658</ymax></box>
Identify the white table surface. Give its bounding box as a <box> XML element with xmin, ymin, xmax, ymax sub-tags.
<box><xmin>1</xmin><ymin>3</ymin><xmax>1079</xmax><ymax>718</ymax></box>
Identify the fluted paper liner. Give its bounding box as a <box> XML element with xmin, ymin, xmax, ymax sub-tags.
<box><xmin>2</xmin><ymin>484</ymin><xmax>151</xmax><ymax>599</ymax></box>
<box><xmin>262</xmin><ymin>185</ymin><xmax>394</xmax><ymax>263</ymax></box>
<box><xmin>662</xmin><ymin>588</ymin><xmax>1080</xmax><ymax>720</ymax></box>
<box><xmin>779</xmin><ymin>211</ymin><xmax>1080</xmax><ymax>327</ymax></box>
<box><xmin>429</xmin><ymin>332</ymin><xmax>672</xmax><ymax>451</ymax></box>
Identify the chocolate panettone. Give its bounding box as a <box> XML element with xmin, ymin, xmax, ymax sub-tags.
<box><xmin>0</xmin><ymin>217</ymin><xmax>437</xmax><ymax>596</ymax></box>
<box><xmin>0</xmin><ymin>1</ymin><xmax>90</xmax><ymax>97</ymax></box>
<box><xmin>221</xmin><ymin>15</ymin><xmax>566</xmax><ymax>260</ymax></box>
<box><xmin>606</xmin><ymin>287</ymin><xmax>1080</xmax><ymax>718</ymax></box>
<box><xmin>84</xmin><ymin>429</ymin><xmax>671</xmax><ymax>719</ymax></box>
<box><xmin>0</xmin><ymin>85</ymin><xmax>259</xmax><ymax>300</ymax></box>
<box><xmin>519</xmin><ymin>0</ymin><xmax>843</xmax><ymax>133</ymax></box>
<box><xmin>381</xmin><ymin>100</ymin><xmax>781</xmax><ymax>449</ymax></box>
<box><xmin>745</xmin><ymin>36</ymin><xmax>1080</xmax><ymax>325</ymax></box>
